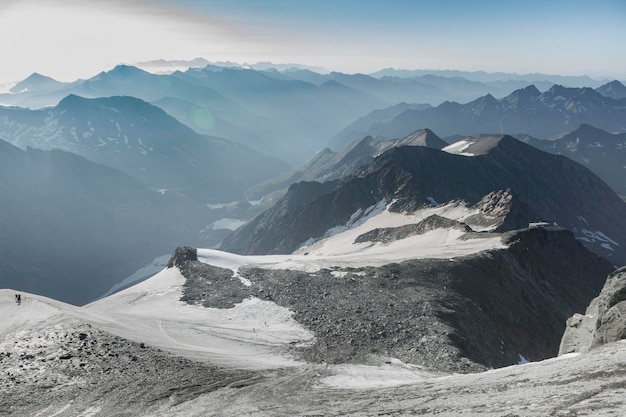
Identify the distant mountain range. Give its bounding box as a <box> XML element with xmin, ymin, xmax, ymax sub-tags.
<box><xmin>134</xmin><ymin>59</ymin><xmax>611</xmax><ymax>87</ymax></box>
<box><xmin>2</xmin><ymin>63</ymin><xmax>625</xmax><ymax>307</ymax></box>
<box><xmin>369</xmin><ymin>68</ymin><xmax>612</xmax><ymax>88</ymax></box>
<box><xmin>333</xmin><ymin>82</ymin><xmax>626</xmax><ymax>144</ymax></box>
<box><xmin>0</xmin><ymin>94</ymin><xmax>288</xmax><ymax>203</ymax></box>
<box><xmin>3</xmin><ymin>65</ymin><xmax>620</xmax><ymax>164</ymax></box>
<box><xmin>172</xmin><ymin>66</ymin><xmax>387</xmax><ymax>161</ymax></box>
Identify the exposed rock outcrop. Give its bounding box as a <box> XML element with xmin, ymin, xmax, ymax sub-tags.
<box><xmin>183</xmin><ymin>227</ymin><xmax>613</xmax><ymax>372</ymax></box>
<box><xmin>0</xmin><ymin>321</ymin><xmax>257</xmax><ymax>416</ymax></box>
<box><xmin>354</xmin><ymin>214</ymin><xmax>470</xmax><ymax>244</ymax></box>
<box><xmin>465</xmin><ymin>188</ymin><xmax>533</xmax><ymax>232</ymax></box>
<box><xmin>559</xmin><ymin>266</ymin><xmax>626</xmax><ymax>355</ymax></box>
<box><xmin>167</xmin><ymin>246</ymin><xmax>198</xmax><ymax>268</ymax></box>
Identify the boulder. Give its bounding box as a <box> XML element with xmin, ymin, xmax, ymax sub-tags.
<box><xmin>559</xmin><ymin>266</ymin><xmax>626</xmax><ymax>355</ymax></box>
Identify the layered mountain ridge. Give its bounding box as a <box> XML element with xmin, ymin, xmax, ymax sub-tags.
<box><xmin>0</xmin><ymin>94</ymin><xmax>288</xmax><ymax>203</ymax></box>
<box><xmin>222</xmin><ymin>136</ymin><xmax>626</xmax><ymax>266</ymax></box>
<box><xmin>338</xmin><ymin>83</ymin><xmax>626</xmax><ymax>143</ymax></box>
<box><xmin>247</xmin><ymin>129</ymin><xmax>447</xmax><ymax>200</ymax></box>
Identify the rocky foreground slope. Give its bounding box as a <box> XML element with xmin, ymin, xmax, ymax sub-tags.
<box><xmin>1</xmin><ymin>236</ymin><xmax>624</xmax><ymax>415</ymax></box>
<box><xmin>0</xmin><ymin>290</ymin><xmax>258</xmax><ymax>416</ymax></box>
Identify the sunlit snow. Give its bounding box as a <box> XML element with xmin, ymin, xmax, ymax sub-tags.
<box><xmin>210</xmin><ymin>218</ymin><xmax>246</xmax><ymax>231</ymax></box>
<box><xmin>86</xmin><ymin>268</ymin><xmax>313</xmax><ymax>369</ymax></box>
<box><xmin>443</xmin><ymin>139</ymin><xmax>475</xmax><ymax>156</ymax></box>
<box><xmin>197</xmin><ymin>201</ymin><xmax>505</xmax><ymax>274</ymax></box>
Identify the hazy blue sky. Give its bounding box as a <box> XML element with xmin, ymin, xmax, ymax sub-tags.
<box><xmin>0</xmin><ymin>0</ymin><xmax>624</xmax><ymax>84</ymax></box>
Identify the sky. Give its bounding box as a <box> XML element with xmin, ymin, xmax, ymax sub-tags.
<box><xmin>0</xmin><ymin>0</ymin><xmax>624</xmax><ymax>84</ymax></box>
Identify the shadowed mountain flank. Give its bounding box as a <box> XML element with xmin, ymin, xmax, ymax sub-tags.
<box><xmin>223</xmin><ymin>137</ymin><xmax>626</xmax><ymax>266</ymax></box>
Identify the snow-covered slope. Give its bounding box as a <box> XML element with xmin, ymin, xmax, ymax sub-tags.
<box><xmin>0</xmin><ymin>290</ymin><xmax>87</xmax><ymax>334</ymax></box>
<box><xmin>204</xmin><ymin>201</ymin><xmax>505</xmax><ymax>273</ymax></box>
<box><xmin>158</xmin><ymin>341</ymin><xmax>626</xmax><ymax>417</ymax></box>
<box><xmin>2</xmin><ymin>268</ymin><xmax>313</xmax><ymax>372</ymax></box>
<box><xmin>86</xmin><ymin>267</ymin><xmax>313</xmax><ymax>369</ymax></box>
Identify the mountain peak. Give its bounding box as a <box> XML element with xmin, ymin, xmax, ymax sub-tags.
<box><xmin>468</xmin><ymin>93</ymin><xmax>498</xmax><ymax>107</ymax></box>
<box><xmin>445</xmin><ymin>135</ymin><xmax>534</xmax><ymax>158</ymax></box>
<box><xmin>9</xmin><ymin>72</ymin><xmax>64</xmax><ymax>93</ymax></box>
<box><xmin>569</xmin><ymin>123</ymin><xmax>607</xmax><ymax>135</ymax></box>
<box><xmin>544</xmin><ymin>84</ymin><xmax>579</xmax><ymax>99</ymax></box>
<box><xmin>502</xmin><ymin>85</ymin><xmax>541</xmax><ymax>107</ymax></box>
<box><xmin>399</xmin><ymin>129</ymin><xmax>447</xmax><ymax>149</ymax></box>
<box><xmin>463</xmin><ymin>135</ymin><xmax>512</xmax><ymax>156</ymax></box>
<box><xmin>56</xmin><ymin>93</ymin><xmax>87</xmax><ymax>108</ymax></box>
<box><xmin>22</xmin><ymin>72</ymin><xmax>49</xmax><ymax>81</ymax></box>
<box><xmin>519</xmin><ymin>84</ymin><xmax>541</xmax><ymax>96</ymax></box>
<box><xmin>86</xmin><ymin>65</ymin><xmax>151</xmax><ymax>82</ymax></box>
<box><xmin>599</xmin><ymin>79</ymin><xmax>626</xmax><ymax>89</ymax></box>
<box><xmin>109</xmin><ymin>64</ymin><xmax>148</xmax><ymax>75</ymax></box>
<box><xmin>596</xmin><ymin>79</ymin><xmax>626</xmax><ymax>99</ymax></box>
<box><xmin>549</xmin><ymin>123</ymin><xmax>614</xmax><ymax>142</ymax></box>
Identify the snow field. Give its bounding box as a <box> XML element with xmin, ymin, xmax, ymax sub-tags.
<box><xmin>197</xmin><ymin>201</ymin><xmax>506</xmax><ymax>275</ymax></box>
<box><xmin>86</xmin><ymin>267</ymin><xmax>314</xmax><ymax>369</ymax></box>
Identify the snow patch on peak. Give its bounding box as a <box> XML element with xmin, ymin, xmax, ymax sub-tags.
<box><xmin>578</xmin><ymin>229</ymin><xmax>620</xmax><ymax>248</ymax></box>
<box><xmin>293</xmin><ymin>201</ymin><xmax>504</xmax><ymax>265</ymax></box>
<box><xmin>443</xmin><ymin>139</ymin><xmax>475</xmax><ymax>156</ymax></box>
<box><xmin>317</xmin><ymin>199</ymin><xmax>388</xmax><ymax>242</ymax></box>
<box><xmin>197</xmin><ymin>202</ymin><xmax>505</xmax><ymax>275</ymax></box>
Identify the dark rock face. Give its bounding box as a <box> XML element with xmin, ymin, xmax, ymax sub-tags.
<box><xmin>178</xmin><ymin>260</ymin><xmax>250</xmax><ymax>309</ymax></box>
<box><xmin>180</xmin><ymin>227</ymin><xmax>612</xmax><ymax>372</ymax></box>
<box><xmin>167</xmin><ymin>246</ymin><xmax>198</xmax><ymax>268</ymax></box>
<box><xmin>519</xmin><ymin>124</ymin><xmax>626</xmax><ymax>197</ymax></box>
<box><xmin>222</xmin><ymin>137</ymin><xmax>626</xmax><ymax>266</ymax></box>
<box><xmin>559</xmin><ymin>266</ymin><xmax>626</xmax><ymax>355</ymax></box>
<box><xmin>247</xmin><ymin>129</ymin><xmax>447</xmax><ymax>201</ymax></box>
